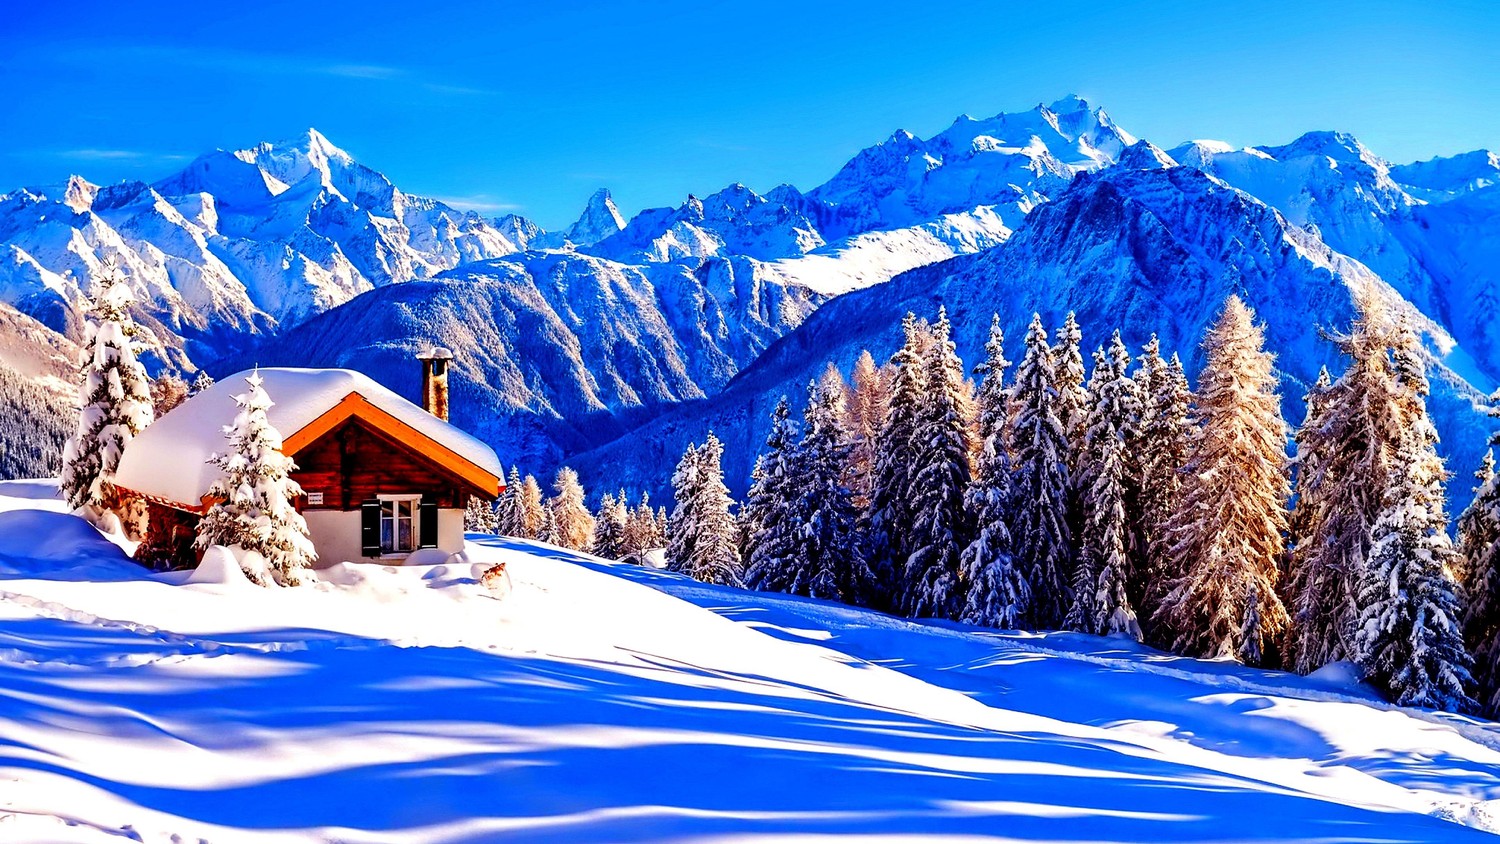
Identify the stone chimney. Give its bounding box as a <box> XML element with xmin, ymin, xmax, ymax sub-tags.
<box><xmin>416</xmin><ymin>347</ymin><xmax>454</xmax><ymax>421</ymax></box>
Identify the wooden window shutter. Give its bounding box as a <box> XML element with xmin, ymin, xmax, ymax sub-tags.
<box><xmin>361</xmin><ymin>500</ymin><xmax>381</xmax><ymax>557</ymax></box>
<box><xmin>419</xmin><ymin>498</ymin><xmax>439</xmax><ymax>549</ymax></box>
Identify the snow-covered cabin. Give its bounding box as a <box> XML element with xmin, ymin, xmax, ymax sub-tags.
<box><xmin>115</xmin><ymin>360</ymin><xmax>504</xmax><ymax>568</ymax></box>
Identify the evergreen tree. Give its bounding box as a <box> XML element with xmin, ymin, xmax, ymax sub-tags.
<box><xmin>1156</xmin><ymin>297</ymin><xmax>1290</xmax><ymax>663</ymax></box>
<box><xmin>519</xmin><ymin>474</ymin><xmax>546</xmax><ymax>539</ymax></box>
<box><xmin>1053</xmin><ymin>311</ymin><xmax>1090</xmax><ymax>563</ymax></box>
<box><xmin>536</xmin><ymin>505</ymin><xmax>558</xmax><ymax>546</ymax></box>
<box><xmin>756</xmin><ymin>370</ymin><xmax>870</xmax><ymax>601</ymax></box>
<box><xmin>189</xmin><ymin>369</ymin><xmax>215</xmax><ymax>397</ymax></box>
<box><xmin>961</xmin><ymin>314</ymin><xmax>1030</xmax><ymax>628</ymax></box>
<box><xmin>195</xmin><ymin>370</ymin><xmax>315</xmax><ymax>586</ymax></box>
<box><xmin>905</xmin><ymin>308</ymin><xmax>973</xmax><ymax>619</ymax></box>
<box><xmin>668</xmin><ymin>434</ymin><xmax>743</xmax><ymax>585</ymax></box>
<box><xmin>1069</xmin><ymin>334</ymin><xmax>1142</xmax><ymax>639</ymax></box>
<box><xmin>845</xmin><ymin>350</ymin><xmax>890</xmax><ymax>508</ymax></box>
<box><xmin>865</xmin><ymin>314</ymin><xmax>929</xmax><ymax>611</ymax></box>
<box><xmin>1285</xmin><ymin>298</ymin><xmax>1407</xmax><ymax>674</ymax></box>
<box><xmin>548</xmin><ymin>467</ymin><xmax>595</xmax><ymax>552</ymax></box>
<box><xmin>495</xmin><ymin>466</ymin><xmax>526</xmax><ymax>537</ymax></box>
<box><xmin>1287</xmin><ymin>368</ymin><xmax>1335</xmax><ymax>568</ymax></box>
<box><xmin>1455</xmin><ymin>449</ymin><xmax>1495</xmax><ymax>590</ymax></box>
<box><xmin>1053</xmin><ymin>311</ymin><xmax>1089</xmax><ymax>462</ymax></box>
<box><xmin>1351</xmin><ymin>324</ymin><xmax>1475</xmax><ymax>712</ymax></box>
<box><xmin>464</xmin><ymin>495</ymin><xmax>499</xmax><ymax>533</ymax></box>
<box><xmin>60</xmin><ymin>268</ymin><xmax>154</xmax><ymax>533</ymax></box>
<box><xmin>1134</xmin><ymin>342</ymin><xmax>1196</xmax><ymax>633</ymax></box>
<box><xmin>1009</xmin><ymin>313</ymin><xmax>1074</xmax><ymax>628</ymax></box>
<box><xmin>592</xmin><ymin>491</ymin><xmax>629</xmax><ymax>559</ymax></box>
<box><xmin>623</xmin><ymin>493</ymin><xmax>664</xmax><ymax>554</ymax></box>
<box><xmin>743</xmin><ymin>397</ymin><xmax>798</xmax><ymax>590</ymax></box>
<box><xmin>1461</xmin><ymin>439</ymin><xmax>1500</xmax><ymax>715</ymax></box>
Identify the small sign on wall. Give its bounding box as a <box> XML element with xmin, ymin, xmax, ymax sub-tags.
<box><xmin>307</xmin><ymin>492</ymin><xmax>324</xmax><ymax>505</ymax></box>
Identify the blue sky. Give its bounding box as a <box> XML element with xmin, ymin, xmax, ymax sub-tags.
<box><xmin>2</xmin><ymin>0</ymin><xmax>1496</xmax><ymax>229</ymax></box>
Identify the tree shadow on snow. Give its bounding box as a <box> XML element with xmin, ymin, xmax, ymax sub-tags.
<box><xmin>0</xmin><ymin>615</ymin><xmax>1490</xmax><ymax>843</ymax></box>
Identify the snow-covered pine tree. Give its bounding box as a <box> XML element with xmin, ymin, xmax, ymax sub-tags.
<box><xmin>464</xmin><ymin>495</ymin><xmax>499</xmax><ymax>533</ymax></box>
<box><xmin>520</xmin><ymin>474</ymin><xmax>546</xmax><ymax>539</ymax></box>
<box><xmin>668</xmin><ymin>441</ymin><xmax>703</xmax><ymax>572</ymax></box>
<box><xmin>668</xmin><ymin>434</ymin><xmax>743</xmax><ymax>586</ymax></box>
<box><xmin>1066</xmin><ymin>347</ymin><xmax>1111</xmax><ymax>633</ymax></box>
<box><xmin>536</xmin><ymin>504</ymin><xmax>558</xmax><ymax>546</ymax></box>
<box><xmin>1069</xmin><ymin>334</ymin><xmax>1143</xmax><ymax>639</ymax></box>
<box><xmin>623</xmin><ymin>493</ymin><xmax>663</xmax><ymax>554</ymax></box>
<box><xmin>1350</xmin><ymin>322</ymin><xmax>1475</xmax><ymax>712</ymax></box>
<box><xmin>1009</xmin><ymin>313</ymin><xmax>1074</xmax><ymax>629</ymax></box>
<box><xmin>905</xmin><ymin>308</ymin><xmax>974</xmax><ymax>619</ymax></box>
<box><xmin>60</xmin><ymin>268</ymin><xmax>154</xmax><ymax>533</ymax></box>
<box><xmin>1133</xmin><ymin>341</ymin><xmax>1196</xmax><ymax>634</ymax></box>
<box><xmin>865</xmin><ymin>314</ymin><xmax>929</xmax><ymax>611</ymax></box>
<box><xmin>1285</xmin><ymin>297</ymin><xmax>1407</xmax><ymax>674</ymax></box>
<box><xmin>1053</xmin><ymin>311</ymin><xmax>1089</xmax><ymax>461</ymax></box>
<box><xmin>1053</xmin><ymin>311</ymin><xmax>1090</xmax><ymax>534</ymax></box>
<box><xmin>1155</xmin><ymin>297</ymin><xmax>1290</xmax><ymax>663</ymax></box>
<box><xmin>494</xmin><ymin>466</ymin><xmax>525</xmax><ymax>536</ymax></box>
<box><xmin>189</xmin><ymin>370</ymin><xmax>214</xmax><ymax>397</ymax></box>
<box><xmin>195</xmin><ymin>370</ymin><xmax>316</xmax><ymax>586</ymax></box>
<box><xmin>760</xmin><ymin>369</ymin><xmax>871</xmax><ymax>601</ymax></box>
<box><xmin>1455</xmin><ymin>449</ymin><xmax>1495</xmax><ymax>591</ymax></box>
<box><xmin>548</xmin><ymin>467</ymin><xmax>595</xmax><ymax>552</ymax></box>
<box><xmin>961</xmin><ymin>314</ymin><xmax>1030</xmax><ymax>628</ymax></box>
<box><xmin>592</xmin><ymin>491</ymin><xmax>629</xmax><ymax>559</ymax></box>
<box><xmin>1239</xmin><ymin>580</ymin><xmax>1266</xmax><ymax>665</ymax></box>
<box><xmin>1287</xmin><ymin>368</ymin><xmax>1334</xmax><ymax>558</ymax></box>
<box><xmin>845</xmin><ymin>350</ymin><xmax>890</xmax><ymax>508</ymax></box>
<box><xmin>803</xmin><ymin>364</ymin><xmax>872</xmax><ymax>602</ymax></box>
<box><xmin>1461</xmin><ymin>436</ymin><xmax>1500</xmax><ymax>715</ymax></box>
<box><xmin>743</xmin><ymin>397</ymin><xmax>799</xmax><ymax>591</ymax></box>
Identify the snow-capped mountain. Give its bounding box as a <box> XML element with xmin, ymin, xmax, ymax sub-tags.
<box><xmin>217</xmin><ymin>250</ymin><xmax>821</xmax><ymax>468</ymax></box>
<box><xmin>5</xmin><ymin>96</ymin><xmax>1500</xmax><ymax>500</ymax></box>
<box><xmin>541</xmin><ymin>188</ymin><xmax>626</xmax><ymax>248</ymax></box>
<box><xmin>1167</xmin><ymin>132</ymin><xmax>1500</xmax><ymax>388</ymax></box>
<box><xmin>571</xmin><ymin>157</ymin><xmax>1500</xmax><ymax>500</ymax></box>
<box><xmin>0</xmin><ymin>129</ymin><xmax>534</xmax><ymax>363</ymax></box>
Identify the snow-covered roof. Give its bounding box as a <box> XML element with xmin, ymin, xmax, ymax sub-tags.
<box><xmin>116</xmin><ymin>368</ymin><xmax>503</xmax><ymax>508</ymax></box>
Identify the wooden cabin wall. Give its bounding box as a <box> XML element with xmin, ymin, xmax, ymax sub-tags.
<box><xmin>292</xmin><ymin>418</ymin><xmax>475</xmax><ymax>511</ymax></box>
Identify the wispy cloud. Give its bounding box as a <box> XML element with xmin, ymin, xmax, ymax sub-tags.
<box><xmin>51</xmin><ymin>44</ymin><xmax>404</xmax><ymax>83</ymax></box>
<box><xmin>327</xmin><ymin>64</ymin><xmax>404</xmax><ymax>80</ymax></box>
<box><xmin>9</xmin><ymin>148</ymin><xmax>191</xmax><ymax>165</ymax></box>
<box><xmin>432</xmin><ymin>193</ymin><xmax>523</xmax><ymax>213</ymax></box>
<box><xmin>58</xmin><ymin>149</ymin><xmax>148</xmax><ymax>161</ymax></box>
<box><xmin>423</xmin><ymin>82</ymin><xmax>499</xmax><ymax>97</ymax></box>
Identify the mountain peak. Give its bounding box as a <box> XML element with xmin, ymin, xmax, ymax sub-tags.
<box><xmin>300</xmin><ymin>128</ymin><xmax>354</xmax><ymax>164</ymax></box>
<box><xmin>562</xmin><ymin>187</ymin><xmax>626</xmax><ymax>246</ymax></box>
<box><xmin>1047</xmin><ymin>94</ymin><xmax>1094</xmax><ymax>114</ymax></box>
<box><xmin>1259</xmin><ymin>130</ymin><xmax>1378</xmax><ymax>168</ymax></box>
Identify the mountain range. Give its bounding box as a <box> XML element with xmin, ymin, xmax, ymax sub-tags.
<box><xmin>2</xmin><ymin>96</ymin><xmax>1497</xmax><ymax>498</ymax></box>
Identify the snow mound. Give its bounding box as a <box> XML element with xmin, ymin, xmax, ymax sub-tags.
<box><xmin>0</xmin><ymin>510</ymin><xmax>135</xmax><ymax>577</ymax></box>
<box><xmin>184</xmin><ymin>545</ymin><xmax>253</xmax><ymax>588</ymax></box>
<box><xmin>1305</xmin><ymin>659</ymin><xmax>1368</xmax><ymax>689</ymax></box>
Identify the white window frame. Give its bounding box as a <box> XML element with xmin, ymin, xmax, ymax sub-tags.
<box><xmin>377</xmin><ymin>494</ymin><xmax>422</xmax><ymax>556</ymax></box>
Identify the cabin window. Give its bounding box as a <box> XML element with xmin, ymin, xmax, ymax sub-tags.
<box><xmin>378</xmin><ymin>495</ymin><xmax>421</xmax><ymax>553</ymax></box>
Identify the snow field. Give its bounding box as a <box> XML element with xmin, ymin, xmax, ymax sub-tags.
<box><xmin>1</xmin><ymin>480</ymin><xmax>1499</xmax><ymax>841</ymax></box>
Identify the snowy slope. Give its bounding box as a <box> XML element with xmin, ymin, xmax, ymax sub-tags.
<box><xmin>0</xmin><ymin>483</ymin><xmax>1497</xmax><ymax>842</ymax></box>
